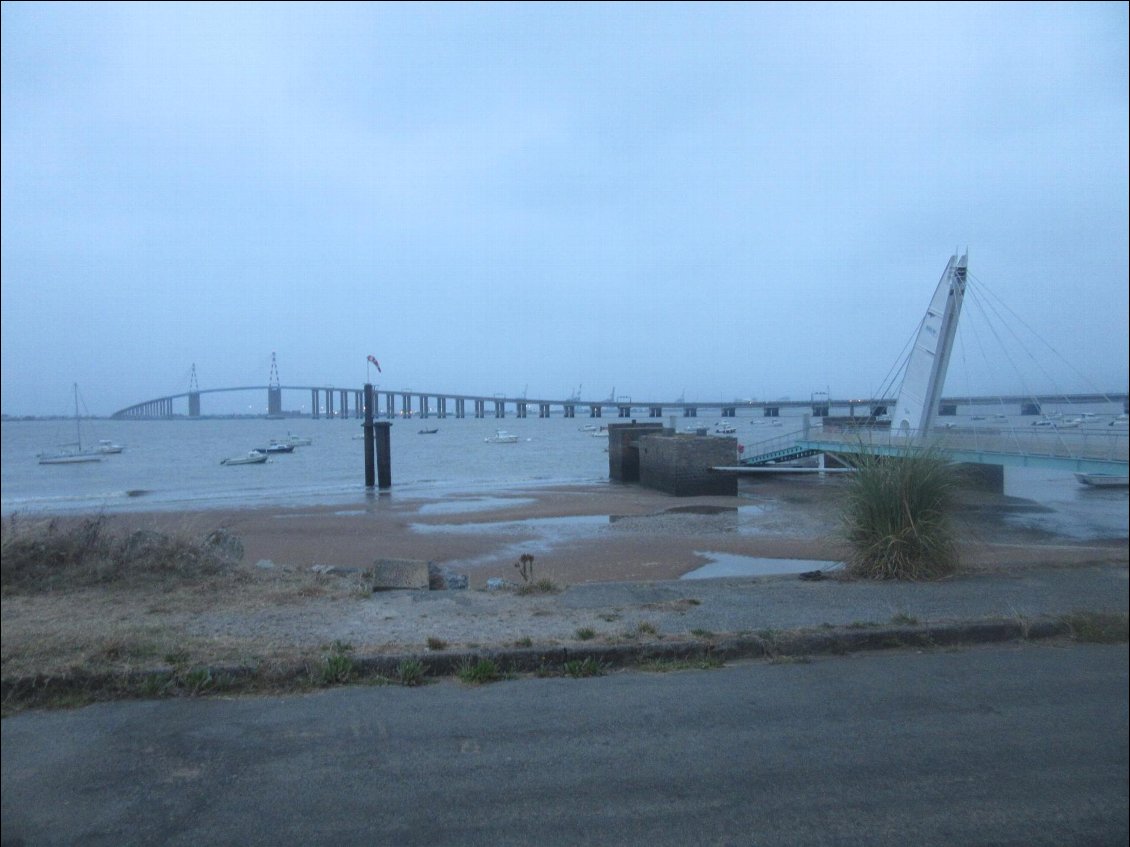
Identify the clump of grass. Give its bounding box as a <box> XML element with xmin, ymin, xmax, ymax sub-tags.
<box><xmin>395</xmin><ymin>658</ymin><xmax>427</xmax><ymax>686</ymax></box>
<box><xmin>457</xmin><ymin>657</ymin><xmax>504</xmax><ymax>684</ymax></box>
<box><xmin>509</xmin><ymin>554</ymin><xmax>562</xmax><ymax>595</ymax></box>
<box><xmin>637</xmin><ymin>621</ymin><xmax>659</xmax><ymax>636</ymax></box>
<box><xmin>1</xmin><ymin>515</ymin><xmax>241</xmax><ymax>593</ymax></box>
<box><xmin>318</xmin><ymin>641</ymin><xmax>355</xmax><ymax>686</ymax></box>
<box><xmin>690</xmin><ymin>628</ymin><xmax>715</xmax><ymax>639</ymax></box>
<box><xmin>575</xmin><ymin>627</ymin><xmax>596</xmax><ymax>641</ymax></box>
<box><xmin>890</xmin><ymin>613</ymin><xmax>920</xmax><ymax>626</ymax></box>
<box><xmin>840</xmin><ymin>444</ymin><xmax>960</xmax><ymax>580</ymax></box>
<box><xmin>515</xmin><ymin>578</ymin><xmax>560</xmax><ymax>596</ymax></box>
<box><xmin>563</xmin><ymin>657</ymin><xmax>606</xmax><ymax>678</ymax></box>
<box><xmin>640</xmin><ymin>656</ymin><xmax>724</xmax><ymax>673</ymax></box>
<box><xmin>425</xmin><ymin>637</ymin><xmax>448</xmax><ymax>651</ymax></box>
<box><xmin>513</xmin><ymin>636</ymin><xmax>533</xmax><ymax>648</ymax></box>
<box><xmin>1061</xmin><ymin>611</ymin><xmax>1129</xmax><ymax>643</ymax></box>
<box><xmin>181</xmin><ymin>667</ymin><xmax>217</xmax><ymax>695</ymax></box>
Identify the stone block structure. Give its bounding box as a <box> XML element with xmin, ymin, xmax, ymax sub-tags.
<box><xmin>637</xmin><ymin>433</ymin><xmax>738</xmax><ymax>496</ymax></box>
<box><xmin>607</xmin><ymin>422</ymin><xmax>665</xmax><ymax>482</ymax></box>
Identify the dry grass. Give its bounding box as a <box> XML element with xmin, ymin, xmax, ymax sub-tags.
<box><xmin>2</xmin><ymin>514</ymin><xmax>241</xmax><ymax>593</ymax></box>
<box><xmin>0</xmin><ymin>516</ymin><xmax>372</xmax><ymax>698</ymax></box>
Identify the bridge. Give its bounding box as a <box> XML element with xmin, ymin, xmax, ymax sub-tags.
<box><xmin>110</xmin><ymin>385</ymin><xmax>1125</xmax><ymax>423</ymax></box>
<box><xmin>734</xmin><ymin>418</ymin><xmax>1129</xmax><ymax>477</ymax></box>
<box><xmin>732</xmin><ymin>253</ymin><xmax>1129</xmax><ymax>478</ymax></box>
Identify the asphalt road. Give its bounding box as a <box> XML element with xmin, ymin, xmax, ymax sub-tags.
<box><xmin>3</xmin><ymin>642</ymin><xmax>1127</xmax><ymax>847</ymax></box>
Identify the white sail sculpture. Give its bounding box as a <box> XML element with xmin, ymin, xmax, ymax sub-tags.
<box><xmin>892</xmin><ymin>252</ymin><xmax>968</xmax><ymax>438</ymax></box>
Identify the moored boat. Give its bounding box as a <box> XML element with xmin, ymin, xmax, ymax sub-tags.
<box><xmin>97</xmin><ymin>440</ymin><xmax>125</xmax><ymax>454</ymax></box>
<box><xmin>221</xmin><ymin>450</ymin><xmax>269</xmax><ymax>466</ymax></box>
<box><xmin>1074</xmin><ymin>472</ymin><xmax>1129</xmax><ymax>488</ymax></box>
<box><xmin>38</xmin><ymin>451</ymin><xmax>102</xmax><ymax>465</ymax></box>
<box><xmin>484</xmin><ymin>430</ymin><xmax>520</xmax><ymax>444</ymax></box>
<box><xmin>38</xmin><ymin>384</ymin><xmax>102</xmax><ymax>465</ymax></box>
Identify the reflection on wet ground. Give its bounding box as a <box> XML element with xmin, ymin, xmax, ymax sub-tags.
<box><xmin>410</xmin><ymin>514</ymin><xmax>612</xmax><ymax>568</ymax></box>
<box><xmin>417</xmin><ymin>497</ymin><xmax>538</xmax><ymax>516</ymax></box>
<box><xmin>409</xmin><ymin>503</ymin><xmax>802</xmax><ymax>570</ymax></box>
<box><xmin>681</xmin><ymin>553</ymin><xmax>843</xmax><ymax>579</ymax></box>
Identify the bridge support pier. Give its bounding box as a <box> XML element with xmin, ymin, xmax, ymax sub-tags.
<box><xmin>189</xmin><ymin>392</ymin><xmax>201</xmax><ymax>417</ymax></box>
<box><xmin>438</xmin><ymin>397</ymin><xmax>447</xmax><ymax>418</ymax></box>
<box><xmin>539</xmin><ymin>403</ymin><xmax>550</xmax><ymax>418</ymax></box>
<box><xmin>649</xmin><ymin>407</ymin><xmax>663</xmax><ymax>418</ymax></box>
<box><xmin>455</xmin><ymin>398</ymin><xmax>465</xmax><ymax>418</ymax></box>
<box><xmin>564</xmin><ymin>405</ymin><xmax>575</xmax><ymax>418</ymax></box>
<box><xmin>494</xmin><ymin>401</ymin><xmax>505</xmax><ymax>418</ymax></box>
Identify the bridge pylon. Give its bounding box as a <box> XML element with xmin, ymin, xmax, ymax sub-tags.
<box><xmin>267</xmin><ymin>353</ymin><xmax>283</xmax><ymax>418</ymax></box>
<box><xmin>188</xmin><ymin>363</ymin><xmax>201</xmax><ymax>417</ymax></box>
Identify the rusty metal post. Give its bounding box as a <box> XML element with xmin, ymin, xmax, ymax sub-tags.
<box><xmin>375</xmin><ymin>421</ymin><xmax>392</xmax><ymax>489</ymax></box>
<box><xmin>363</xmin><ymin>384</ymin><xmax>375</xmax><ymax>488</ymax></box>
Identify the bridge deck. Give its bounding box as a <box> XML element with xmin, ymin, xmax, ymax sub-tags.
<box><xmin>796</xmin><ymin>427</ymin><xmax>1129</xmax><ymax>475</ymax></box>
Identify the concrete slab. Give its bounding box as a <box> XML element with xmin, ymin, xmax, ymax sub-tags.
<box><xmin>371</xmin><ymin>558</ymin><xmax>430</xmax><ymax>590</ymax></box>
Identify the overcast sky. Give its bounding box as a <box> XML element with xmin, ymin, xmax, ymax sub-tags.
<box><xmin>2</xmin><ymin>1</ymin><xmax>1127</xmax><ymax>416</ymax></box>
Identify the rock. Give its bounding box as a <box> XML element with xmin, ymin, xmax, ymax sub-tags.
<box><xmin>203</xmin><ymin>529</ymin><xmax>244</xmax><ymax>562</ymax></box>
<box><xmin>428</xmin><ymin>563</ymin><xmax>469</xmax><ymax>590</ymax></box>
<box><xmin>486</xmin><ymin>577</ymin><xmax>516</xmax><ymax>592</ymax></box>
<box><xmin>444</xmin><ymin>572</ymin><xmax>469</xmax><ymax>590</ymax></box>
<box><xmin>255</xmin><ymin>559</ymin><xmax>275</xmax><ymax>569</ymax></box>
<box><xmin>371</xmin><ymin>558</ymin><xmax>430</xmax><ymax>591</ymax></box>
<box><xmin>312</xmin><ymin>564</ymin><xmax>364</xmax><ymax>577</ymax></box>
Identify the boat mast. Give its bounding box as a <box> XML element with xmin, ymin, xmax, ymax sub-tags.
<box><xmin>73</xmin><ymin>383</ymin><xmax>82</xmax><ymax>450</ymax></box>
<box><xmin>892</xmin><ymin>252</ymin><xmax>968</xmax><ymax>438</ymax></box>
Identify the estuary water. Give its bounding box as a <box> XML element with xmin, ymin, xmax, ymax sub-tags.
<box><xmin>2</xmin><ymin>411</ymin><xmax>1127</xmax><ymax>543</ymax></box>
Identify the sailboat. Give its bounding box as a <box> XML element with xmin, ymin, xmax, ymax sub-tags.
<box><xmin>38</xmin><ymin>384</ymin><xmax>103</xmax><ymax>465</ymax></box>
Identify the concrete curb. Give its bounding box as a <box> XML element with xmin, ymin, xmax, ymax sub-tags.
<box><xmin>0</xmin><ymin>616</ymin><xmax>1080</xmax><ymax>708</ymax></box>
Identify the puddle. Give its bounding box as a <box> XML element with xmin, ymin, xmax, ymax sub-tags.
<box><xmin>608</xmin><ymin>504</ymin><xmax>770</xmax><ymax>535</ymax></box>
<box><xmin>417</xmin><ymin>497</ymin><xmax>537</xmax><ymax>516</ymax></box>
<box><xmin>681</xmin><ymin>553</ymin><xmax>842</xmax><ymax>580</ymax></box>
<box><xmin>410</xmin><ymin>514</ymin><xmax>610</xmax><ymax>537</ymax></box>
<box><xmin>664</xmin><ymin>505</ymin><xmax>737</xmax><ymax>516</ymax></box>
<box><xmin>412</xmin><ymin>514</ymin><xmax>611</xmax><ymax>568</ymax></box>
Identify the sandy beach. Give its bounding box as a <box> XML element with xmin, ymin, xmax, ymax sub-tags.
<box><xmin>95</xmin><ymin>476</ymin><xmax>1127</xmax><ymax>586</ymax></box>
<box><xmin>3</xmin><ymin>476</ymin><xmax>1127</xmax><ymax>684</ymax></box>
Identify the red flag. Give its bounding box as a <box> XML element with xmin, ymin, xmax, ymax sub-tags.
<box><xmin>367</xmin><ymin>355</ymin><xmax>382</xmax><ymax>373</ymax></box>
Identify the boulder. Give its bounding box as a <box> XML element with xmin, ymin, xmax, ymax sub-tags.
<box><xmin>428</xmin><ymin>563</ymin><xmax>469</xmax><ymax>590</ymax></box>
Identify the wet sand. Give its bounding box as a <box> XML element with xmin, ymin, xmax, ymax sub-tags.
<box><xmin>105</xmin><ymin>477</ymin><xmax>1128</xmax><ymax>587</ymax></box>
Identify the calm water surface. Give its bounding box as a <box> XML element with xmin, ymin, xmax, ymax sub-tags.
<box><xmin>2</xmin><ymin>412</ymin><xmax>1126</xmax><ymax>542</ymax></box>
